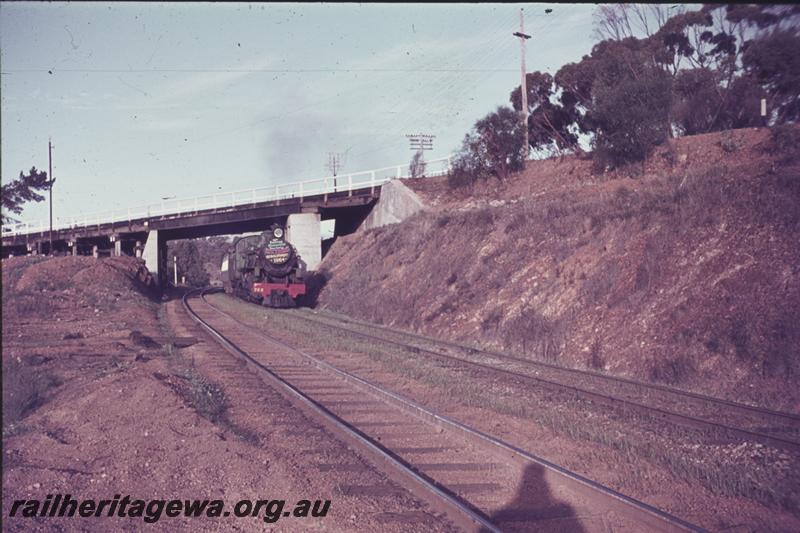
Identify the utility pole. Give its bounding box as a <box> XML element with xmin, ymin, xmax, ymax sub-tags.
<box><xmin>513</xmin><ymin>9</ymin><xmax>531</xmax><ymax>163</ymax></box>
<box><xmin>48</xmin><ymin>139</ymin><xmax>56</xmax><ymax>255</ymax></box>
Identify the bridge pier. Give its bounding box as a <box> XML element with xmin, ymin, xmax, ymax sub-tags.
<box><xmin>142</xmin><ymin>230</ymin><xmax>167</xmax><ymax>286</ymax></box>
<box><xmin>286</xmin><ymin>213</ymin><xmax>321</xmax><ymax>271</ymax></box>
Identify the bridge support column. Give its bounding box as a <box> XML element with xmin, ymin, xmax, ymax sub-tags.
<box><xmin>142</xmin><ymin>230</ymin><xmax>167</xmax><ymax>286</ymax></box>
<box><xmin>286</xmin><ymin>213</ymin><xmax>321</xmax><ymax>271</ymax></box>
<box><xmin>92</xmin><ymin>245</ymin><xmax>99</xmax><ymax>258</ymax></box>
<box><xmin>114</xmin><ymin>240</ymin><xmax>122</xmax><ymax>256</ymax></box>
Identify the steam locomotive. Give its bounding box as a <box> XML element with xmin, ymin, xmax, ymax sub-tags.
<box><xmin>221</xmin><ymin>224</ymin><xmax>307</xmax><ymax>308</ymax></box>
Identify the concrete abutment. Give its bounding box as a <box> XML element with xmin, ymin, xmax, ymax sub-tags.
<box><xmin>286</xmin><ymin>213</ymin><xmax>322</xmax><ymax>271</ymax></box>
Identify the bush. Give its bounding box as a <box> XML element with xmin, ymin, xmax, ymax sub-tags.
<box><xmin>719</xmin><ymin>131</ymin><xmax>740</xmax><ymax>153</ymax></box>
<box><xmin>2</xmin><ymin>357</ymin><xmax>62</xmax><ymax>427</ymax></box>
<box><xmin>447</xmin><ymin>157</ymin><xmax>478</xmax><ymax>189</ymax></box>
<box><xmin>505</xmin><ymin>308</ymin><xmax>566</xmax><ymax>362</ymax></box>
<box><xmin>408</xmin><ymin>151</ymin><xmax>426</xmax><ymax>179</ymax></box>
<box><xmin>447</xmin><ymin>106</ymin><xmax>525</xmax><ymax>189</ymax></box>
<box><xmin>768</xmin><ymin>123</ymin><xmax>800</xmax><ymax>156</ymax></box>
<box><xmin>170</xmin><ymin>240</ymin><xmax>211</xmax><ymax>287</ymax></box>
<box><xmin>592</xmin><ymin>67</ymin><xmax>673</xmax><ymax>168</ymax></box>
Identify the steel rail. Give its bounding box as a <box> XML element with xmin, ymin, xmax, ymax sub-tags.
<box><xmin>299</xmin><ymin>309</ymin><xmax>800</xmax><ymax>424</ymax></box>
<box><xmin>287</xmin><ymin>309</ymin><xmax>800</xmax><ymax>453</ymax></box>
<box><xmin>199</xmin><ymin>290</ymin><xmax>705</xmax><ymax>533</ymax></box>
<box><xmin>181</xmin><ymin>289</ymin><xmax>500</xmax><ymax>533</ymax></box>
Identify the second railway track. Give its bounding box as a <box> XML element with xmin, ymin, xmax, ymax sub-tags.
<box><xmin>285</xmin><ymin>307</ymin><xmax>800</xmax><ymax>453</ymax></box>
<box><xmin>184</xmin><ymin>289</ymin><xmax>702</xmax><ymax>532</ymax></box>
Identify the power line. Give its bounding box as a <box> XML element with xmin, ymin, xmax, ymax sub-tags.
<box><xmin>344</xmin><ymin>25</ymin><xmax>519</xmax><ymax>162</ymax></box>
<box><xmin>2</xmin><ymin>67</ymin><xmax>521</xmax><ymax>74</ymax></box>
<box><xmin>357</xmin><ymin>23</ymin><xmax>518</xmax><ymax>131</ymax></box>
<box><xmin>173</xmin><ymin>16</ymin><xmax>518</xmax><ymax>148</ymax></box>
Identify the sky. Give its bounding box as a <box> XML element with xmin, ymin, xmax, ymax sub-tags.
<box><xmin>1</xmin><ymin>2</ymin><xmax>599</xmax><ymax>227</ymax></box>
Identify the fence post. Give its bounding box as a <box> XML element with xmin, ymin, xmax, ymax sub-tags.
<box><xmin>370</xmin><ymin>171</ymin><xmax>376</xmax><ymax>195</ymax></box>
<box><xmin>299</xmin><ymin>181</ymin><xmax>304</xmax><ymax>202</ymax></box>
<box><xmin>323</xmin><ymin>177</ymin><xmax>328</xmax><ymax>204</ymax></box>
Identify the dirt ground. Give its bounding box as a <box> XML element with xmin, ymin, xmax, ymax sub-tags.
<box><xmin>317</xmin><ymin>126</ymin><xmax>800</xmax><ymax>412</ymax></box>
<box><xmin>1</xmin><ymin>256</ymin><xmax>455</xmax><ymax>531</ymax></box>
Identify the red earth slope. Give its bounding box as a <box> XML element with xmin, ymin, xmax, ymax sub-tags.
<box><xmin>317</xmin><ymin>127</ymin><xmax>800</xmax><ymax>411</ymax></box>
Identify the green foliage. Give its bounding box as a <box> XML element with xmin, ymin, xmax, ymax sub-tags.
<box><xmin>509</xmin><ymin>71</ymin><xmax>588</xmax><ymax>155</ymax></box>
<box><xmin>447</xmin><ymin>106</ymin><xmax>525</xmax><ymax>189</ymax></box>
<box><xmin>672</xmin><ymin>68</ymin><xmax>722</xmax><ymax>135</ymax></box>
<box><xmin>169</xmin><ymin>239</ymin><xmax>213</xmax><ymax>287</ymax></box>
<box><xmin>450</xmin><ymin>4</ymin><xmax>799</xmax><ymax>177</ymax></box>
<box><xmin>769</xmin><ymin>123</ymin><xmax>800</xmax><ymax>153</ymax></box>
<box><xmin>1</xmin><ymin>167</ymin><xmax>51</xmax><ymax>223</ymax></box>
<box><xmin>192</xmin><ymin>236</ymin><xmax>230</xmax><ymax>271</ymax></box>
<box><xmin>447</xmin><ymin>151</ymin><xmax>479</xmax><ymax>189</ymax></box>
<box><xmin>743</xmin><ymin>29</ymin><xmax>800</xmax><ymax>123</ymax></box>
<box><xmin>583</xmin><ymin>40</ymin><xmax>674</xmax><ymax>167</ymax></box>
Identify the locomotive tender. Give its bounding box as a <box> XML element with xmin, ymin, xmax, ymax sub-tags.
<box><xmin>221</xmin><ymin>224</ymin><xmax>307</xmax><ymax>307</ymax></box>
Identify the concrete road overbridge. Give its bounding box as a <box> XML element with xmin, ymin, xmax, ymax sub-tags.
<box><xmin>1</xmin><ymin>157</ymin><xmax>450</xmax><ymax>285</ymax></box>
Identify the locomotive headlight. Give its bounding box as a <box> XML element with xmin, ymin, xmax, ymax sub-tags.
<box><xmin>273</xmin><ymin>227</ymin><xmax>284</xmax><ymax>239</ymax></box>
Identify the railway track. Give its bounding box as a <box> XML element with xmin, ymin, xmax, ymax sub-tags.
<box><xmin>184</xmin><ymin>289</ymin><xmax>703</xmax><ymax>532</ymax></box>
<box><xmin>288</xmin><ymin>307</ymin><xmax>800</xmax><ymax>453</ymax></box>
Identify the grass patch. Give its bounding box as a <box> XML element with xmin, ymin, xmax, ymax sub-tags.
<box><xmin>2</xmin><ymin>356</ymin><xmax>63</xmax><ymax>434</ymax></box>
<box><xmin>160</xmin><ymin>346</ymin><xmax>261</xmax><ymax>445</ymax></box>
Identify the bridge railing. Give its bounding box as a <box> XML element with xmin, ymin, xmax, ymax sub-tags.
<box><xmin>2</xmin><ymin>155</ymin><xmax>453</xmax><ymax>238</ymax></box>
